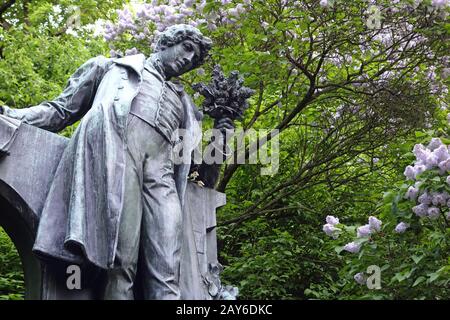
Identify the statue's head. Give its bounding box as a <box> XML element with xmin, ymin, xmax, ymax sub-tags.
<box><xmin>153</xmin><ymin>24</ymin><xmax>212</xmax><ymax>78</ymax></box>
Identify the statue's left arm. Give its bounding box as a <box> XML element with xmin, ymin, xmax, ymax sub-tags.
<box><xmin>190</xmin><ymin>117</ymin><xmax>234</xmax><ymax>189</ymax></box>
<box><xmin>0</xmin><ymin>55</ymin><xmax>112</xmax><ymax>132</ymax></box>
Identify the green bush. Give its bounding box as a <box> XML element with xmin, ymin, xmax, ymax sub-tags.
<box><xmin>0</xmin><ymin>228</ymin><xmax>24</xmax><ymax>300</ymax></box>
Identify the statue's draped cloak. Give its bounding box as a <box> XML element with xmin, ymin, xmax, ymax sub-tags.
<box><xmin>20</xmin><ymin>54</ymin><xmax>204</xmax><ymax>272</ymax></box>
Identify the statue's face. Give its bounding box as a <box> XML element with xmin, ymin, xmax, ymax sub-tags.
<box><xmin>159</xmin><ymin>39</ymin><xmax>201</xmax><ymax>78</ymax></box>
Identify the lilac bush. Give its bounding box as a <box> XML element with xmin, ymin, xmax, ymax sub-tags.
<box><xmin>404</xmin><ymin>138</ymin><xmax>450</xmax><ymax>221</ymax></box>
<box><xmin>319</xmin><ymin>136</ymin><xmax>450</xmax><ymax>298</ymax></box>
<box><xmin>103</xmin><ymin>0</ymin><xmax>254</xmax><ymax>57</ymax></box>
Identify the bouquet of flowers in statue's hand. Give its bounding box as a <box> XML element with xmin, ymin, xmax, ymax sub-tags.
<box><xmin>192</xmin><ymin>65</ymin><xmax>254</xmax><ymax>120</ymax></box>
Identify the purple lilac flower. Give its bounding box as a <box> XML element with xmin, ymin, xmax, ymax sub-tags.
<box><xmin>104</xmin><ymin>33</ymin><xmax>115</xmax><ymax>41</ymax></box>
<box><xmin>432</xmin><ymin>192</ymin><xmax>448</xmax><ymax>206</ymax></box>
<box><xmin>404</xmin><ymin>165</ymin><xmax>416</xmax><ymax>180</ymax></box>
<box><xmin>357</xmin><ymin>224</ymin><xmax>372</xmax><ymax>238</ymax></box>
<box><xmin>117</xmin><ymin>8</ymin><xmax>135</xmax><ymax>32</ymax></box>
<box><xmin>405</xmin><ymin>186</ymin><xmax>419</xmax><ymax>201</ymax></box>
<box><xmin>395</xmin><ymin>222</ymin><xmax>409</xmax><ymax>233</ymax></box>
<box><xmin>323</xmin><ymin>224</ymin><xmax>341</xmax><ymax>238</ymax></box>
<box><xmin>197</xmin><ymin>0</ymin><xmax>207</xmax><ymax>11</ymax></box>
<box><xmin>427</xmin><ymin>207</ymin><xmax>440</xmax><ymax>218</ymax></box>
<box><xmin>433</xmin><ymin>145</ymin><xmax>449</xmax><ymax>162</ymax></box>
<box><xmin>180</xmin><ymin>7</ymin><xmax>193</xmax><ymax>16</ymax></box>
<box><xmin>125</xmin><ymin>47</ymin><xmax>139</xmax><ymax>56</ymax></box>
<box><xmin>207</xmin><ymin>23</ymin><xmax>217</xmax><ymax>31</ymax></box>
<box><xmin>368</xmin><ymin>216</ymin><xmax>382</xmax><ymax>232</ymax></box>
<box><xmin>432</xmin><ymin>0</ymin><xmax>448</xmax><ymax>9</ymax></box>
<box><xmin>414</xmin><ymin>165</ymin><xmax>427</xmax><ymax>176</ymax></box>
<box><xmin>343</xmin><ymin>242</ymin><xmax>361</xmax><ymax>253</ymax></box>
<box><xmin>441</xmin><ymin>67</ymin><xmax>450</xmax><ymax>80</ymax></box>
<box><xmin>428</xmin><ymin>138</ymin><xmax>443</xmax><ymax>151</ymax></box>
<box><xmin>326</xmin><ymin>215</ymin><xmax>339</xmax><ymax>226</ymax></box>
<box><xmin>236</xmin><ymin>4</ymin><xmax>246</xmax><ymax>14</ymax></box>
<box><xmin>404</xmin><ymin>164</ymin><xmax>427</xmax><ymax>180</ymax></box>
<box><xmin>228</xmin><ymin>8</ymin><xmax>240</xmax><ymax>17</ymax></box>
<box><xmin>425</xmin><ymin>153</ymin><xmax>439</xmax><ymax>168</ymax></box>
<box><xmin>163</xmin><ymin>6</ymin><xmax>176</xmax><ymax>16</ymax></box>
<box><xmin>438</xmin><ymin>159</ymin><xmax>450</xmax><ymax>173</ymax></box>
<box><xmin>354</xmin><ymin>272</ymin><xmax>366</xmax><ymax>285</ymax></box>
<box><xmin>413</xmin><ymin>144</ymin><xmax>429</xmax><ymax>163</ymax></box>
<box><xmin>412</xmin><ymin>203</ymin><xmax>428</xmax><ymax>217</ymax></box>
<box><xmin>433</xmin><ymin>146</ymin><xmax>450</xmax><ymax>171</ymax></box>
<box><xmin>418</xmin><ymin>192</ymin><xmax>432</xmax><ymax>205</ymax></box>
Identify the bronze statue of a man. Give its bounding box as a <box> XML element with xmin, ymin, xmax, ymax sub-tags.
<box><xmin>0</xmin><ymin>24</ymin><xmax>233</xmax><ymax>300</ymax></box>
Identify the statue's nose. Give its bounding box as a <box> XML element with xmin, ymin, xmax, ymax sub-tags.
<box><xmin>185</xmin><ymin>50</ymin><xmax>195</xmax><ymax>62</ymax></box>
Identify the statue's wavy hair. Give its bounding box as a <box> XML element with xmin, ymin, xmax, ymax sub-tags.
<box><xmin>154</xmin><ymin>24</ymin><xmax>212</xmax><ymax>68</ymax></box>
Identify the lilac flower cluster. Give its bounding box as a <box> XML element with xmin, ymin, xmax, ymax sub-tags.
<box><xmin>320</xmin><ymin>0</ymin><xmax>329</xmax><ymax>7</ymax></box>
<box><xmin>344</xmin><ymin>242</ymin><xmax>361</xmax><ymax>253</ymax></box>
<box><xmin>104</xmin><ymin>0</ymin><xmax>254</xmax><ymax>57</ymax></box>
<box><xmin>352</xmin><ymin>221</ymin><xmax>410</xmax><ymax>284</ymax></box>
<box><xmin>404</xmin><ymin>138</ymin><xmax>450</xmax><ymax>180</ymax></box>
<box><xmin>394</xmin><ymin>222</ymin><xmax>409</xmax><ymax>233</ymax></box>
<box><xmin>404</xmin><ymin>138</ymin><xmax>450</xmax><ymax>220</ymax></box>
<box><xmin>322</xmin><ymin>215</ymin><xmax>382</xmax><ymax>254</ymax></box>
<box><xmin>322</xmin><ymin>215</ymin><xmax>341</xmax><ymax>239</ymax></box>
<box><xmin>353</xmin><ymin>272</ymin><xmax>366</xmax><ymax>285</ymax></box>
<box><xmin>431</xmin><ymin>0</ymin><xmax>449</xmax><ymax>9</ymax></box>
<box><xmin>356</xmin><ymin>216</ymin><xmax>382</xmax><ymax>239</ymax></box>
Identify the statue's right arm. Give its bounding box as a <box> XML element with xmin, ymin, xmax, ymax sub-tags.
<box><xmin>0</xmin><ymin>55</ymin><xmax>112</xmax><ymax>132</ymax></box>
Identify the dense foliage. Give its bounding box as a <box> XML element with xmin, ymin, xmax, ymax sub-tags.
<box><xmin>0</xmin><ymin>228</ymin><xmax>24</xmax><ymax>300</ymax></box>
<box><xmin>0</xmin><ymin>0</ymin><xmax>448</xmax><ymax>300</ymax></box>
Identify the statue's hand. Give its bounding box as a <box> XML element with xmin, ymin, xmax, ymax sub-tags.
<box><xmin>214</xmin><ymin>117</ymin><xmax>234</xmax><ymax>135</ymax></box>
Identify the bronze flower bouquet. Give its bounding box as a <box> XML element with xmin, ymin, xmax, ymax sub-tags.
<box><xmin>192</xmin><ymin>65</ymin><xmax>254</xmax><ymax>121</ymax></box>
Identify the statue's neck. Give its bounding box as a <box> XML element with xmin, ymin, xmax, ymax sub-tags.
<box><xmin>147</xmin><ymin>54</ymin><xmax>169</xmax><ymax>81</ymax></box>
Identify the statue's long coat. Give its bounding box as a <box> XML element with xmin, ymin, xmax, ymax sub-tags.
<box><xmin>3</xmin><ymin>54</ymin><xmax>203</xmax><ymax>271</ymax></box>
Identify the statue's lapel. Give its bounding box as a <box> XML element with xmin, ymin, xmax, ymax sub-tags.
<box><xmin>113</xmin><ymin>54</ymin><xmax>146</xmax><ymax>76</ymax></box>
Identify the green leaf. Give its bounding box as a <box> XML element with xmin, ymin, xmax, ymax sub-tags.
<box><xmin>412</xmin><ymin>255</ymin><xmax>424</xmax><ymax>264</ymax></box>
<box><xmin>412</xmin><ymin>276</ymin><xmax>426</xmax><ymax>287</ymax></box>
<box><xmin>334</xmin><ymin>246</ymin><xmax>344</xmax><ymax>254</ymax></box>
<box><xmin>431</xmin><ymin>176</ymin><xmax>441</xmax><ymax>182</ymax></box>
<box><xmin>427</xmin><ymin>272</ymin><xmax>440</xmax><ymax>283</ymax></box>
